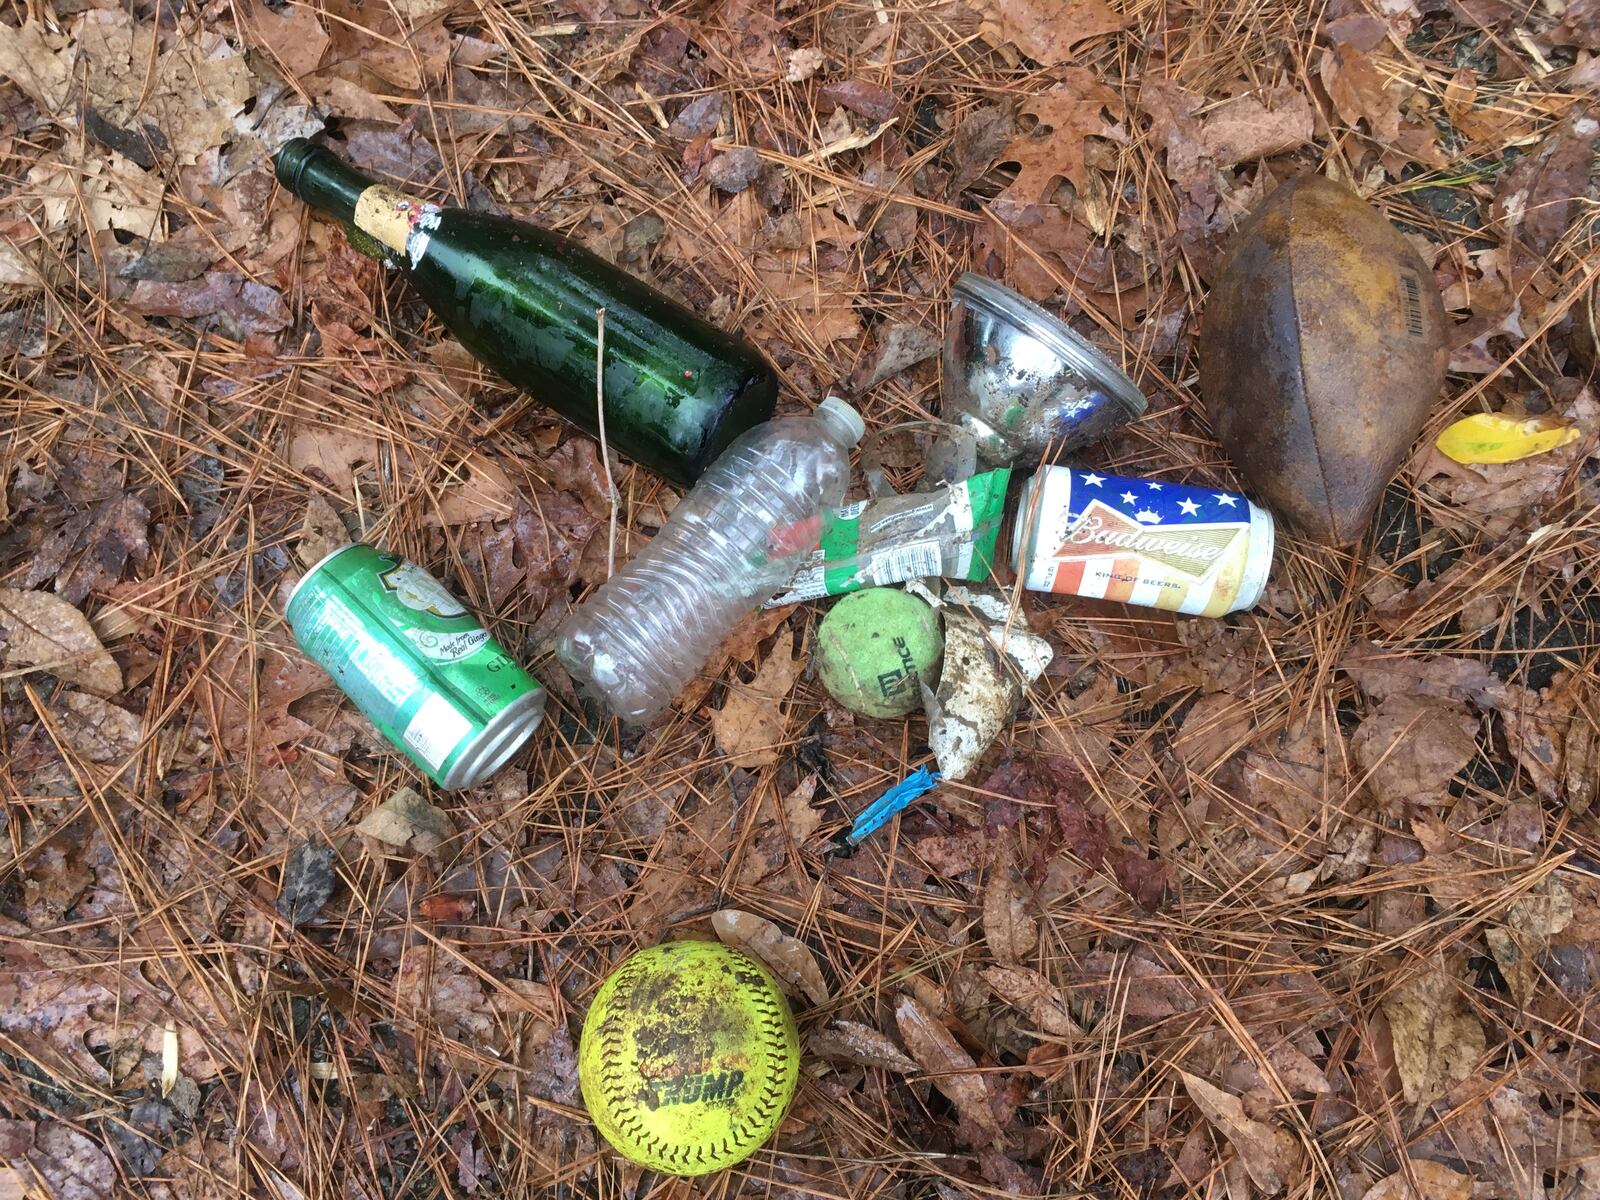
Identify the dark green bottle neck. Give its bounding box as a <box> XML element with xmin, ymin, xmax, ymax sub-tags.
<box><xmin>274</xmin><ymin>139</ymin><xmax>375</xmax><ymax>226</ymax></box>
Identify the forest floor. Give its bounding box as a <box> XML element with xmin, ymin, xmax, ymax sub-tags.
<box><xmin>2</xmin><ymin>0</ymin><xmax>1600</xmax><ymax>1196</ymax></box>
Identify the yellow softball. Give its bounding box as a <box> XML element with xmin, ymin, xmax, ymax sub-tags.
<box><xmin>578</xmin><ymin>941</ymin><xmax>801</xmax><ymax>1176</ymax></box>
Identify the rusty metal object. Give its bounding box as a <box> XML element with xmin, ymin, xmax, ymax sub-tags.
<box><xmin>1200</xmin><ymin>175</ymin><xmax>1449</xmax><ymax>545</ymax></box>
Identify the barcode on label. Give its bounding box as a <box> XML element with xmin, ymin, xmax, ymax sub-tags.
<box><xmin>1399</xmin><ymin>272</ymin><xmax>1425</xmax><ymax>338</ymax></box>
<box><xmin>868</xmin><ymin>540</ymin><xmax>943</xmax><ymax>585</ymax></box>
<box><xmin>403</xmin><ymin>693</ymin><xmax>473</xmax><ymax>770</ymax></box>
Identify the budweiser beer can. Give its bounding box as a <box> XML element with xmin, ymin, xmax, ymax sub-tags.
<box><xmin>1012</xmin><ymin>466</ymin><xmax>1273</xmax><ymax>617</ymax></box>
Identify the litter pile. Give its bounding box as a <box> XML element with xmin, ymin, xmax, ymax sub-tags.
<box><xmin>2</xmin><ymin>1</ymin><xmax>1599</xmax><ymax>1196</ymax></box>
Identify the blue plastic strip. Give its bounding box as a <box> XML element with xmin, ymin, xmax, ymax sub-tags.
<box><xmin>846</xmin><ymin>765</ymin><xmax>941</xmax><ymax>846</ymax></box>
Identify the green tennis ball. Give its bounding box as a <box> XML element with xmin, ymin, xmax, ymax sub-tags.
<box><xmin>815</xmin><ymin>589</ymin><xmax>943</xmax><ymax>718</ymax></box>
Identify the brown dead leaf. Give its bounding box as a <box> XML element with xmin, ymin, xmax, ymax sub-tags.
<box><xmin>982</xmin><ymin>859</ymin><xmax>1037</xmax><ymax>964</ymax></box>
<box><xmin>56</xmin><ymin>492</ymin><xmax>150</xmax><ymax>606</ymax></box>
<box><xmin>760</xmin><ymin>206</ymin><xmax>864</xmax><ymax>252</ymax></box>
<box><xmin>667</xmin><ymin>93</ymin><xmax>724</xmax><ymax>140</ymax></box>
<box><xmin>753</xmin><ymin>263</ymin><xmax>862</xmax><ymax>347</ymax></box>
<box><xmin>1441</xmin><ymin>67</ymin><xmax>1532</xmax><ymax>146</ymax></box>
<box><xmin>711</xmin><ymin>909</ymin><xmax>831</xmax><ymax>1005</ymax></box>
<box><xmin>1197</xmin><ymin>88</ymin><xmax>1315</xmax><ymax>167</ymax></box>
<box><xmin>781</xmin><ymin>772</ymin><xmax>823</xmax><ymax>843</ymax></box>
<box><xmin>974</xmin><ymin>201</ymin><xmax>1121</xmax><ymax>302</ymax></box>
<box><xmin>0</xmin><ymin>23</ymin><xmax>72</xmax><ymax>114</ymax></box>
<box><xmin>312</xmin><ymin>308</ymin><xmax>410</xmax><ymax>395</ymax></box>
<box><xmin>198</xmin><ymin>632</ymin><xmax>333</xmax><ymax>758</ymax></box>
<box><xmin>1497</xmin><ymin>672</ymin><xmax>1600</xmax><ymax>814</ymax></box>
<box><xmin>321</xmin><ymin>0</ymin><xmax>450</xmax><ymax>91</ymax></box>
<box><xmin>0</xmin><ymin>588</ymin><xmax>122</xmax><ymax>695</ymax></box>
<box><xmin>1321</xmin><ymin>43</ymin><xmax>1401</xmax><ymax>144</ymax></box>
<box><xmin>711</xmin><ymin>628</ymin><xmax>804</xmax><ymax>767</ymax></box>
<box><xmin>1380</xmin><ymin>955</ymin><xmax>1487</xmax><ymax>1106</ymax></box>
<box><xmin>394</xmin><ymin>952</ymin><xmax>493</xmax><ymax>1045</ymax></box>
<box><xmin>1180</xmin><ymin>1071</ymin><xmax>1302</xmax><ymax>1195</ymax></box>
<box><xmin>289</xmin><ymin>426</ymin><xmax>381</xmax><ymax>493</ymax></box>
<box><xmin>946</xmin><ymin>105</ymin><xmax>1016</xmax><ymax>198</ymax></box>
<box><xmin>894</xmin><ymin>993</ymin><xmax>1005</xmax><ymax>1142</ymax></box>
<box><xmin>355</xmin><ymin>786</ymin><xmax>457</xmax><ymax>856</ymax></box>
<box><xmin>1485</xmin><ymin>878</ymin><xmax>1574</xmax><ymax>1006</ymax></box>
<box><xmin>1107</xmin><ymin>851</ymin><xmax>1174</xmax><ymax>912</ymax></box>
<box><xmin>1492</xmin><ymin>109</ymin><xmax>1600</xmax><ymax>256</ymax></box>
<box><xmin>27</xmin><ymin>153</ymin><xmax>163</xmax><ymax>240</ymax></box>
<box><xmin>1360</xmin><ymin>1158</ymin><xmax>1474</xmax><ymax>1200</ymax></box>
<box><xmin>1138</xmin><ymin>79</ymin><xmax>1320</xmax><ymax>236</ymax></box>
<box><xmin>996</xmin><ymin>72</ymin><xmax>1124</xmax><ymax>204</ymax></box>
<box><xmin>126</xmin><ymin>272</ymin><xmax>291</xmax><ymax>335</ymax></box>
<box><xmin>0</xmin><ymin>1119</ymin><xmax>114</xmax><ymax>1200</ymax></box>
<box><xmin>1070</xmin><ymin>949</ymin><xmax>1198</xmax><ymax>1022</ymax></box>
<box><xmin>1554</xmin><ymin>0</ymin><xmax>1600</xmax><ymax>46</ymax></box>
<box><xmin>5</xmin><ymin>12</ymin><xmax>252</xmax><ymax>165</ymax></box>
<box><xmin>1340</xmin><ymin>644</ymin><xmax>1504</xmax><ymax>708</ymax></box>
<box><xmin>818</xmin><ymin>79</ymin><xmax>896</xmax><ymax>122</ymax></box>
<box><xmin>969</xmin><ymin>0</ymin><xmax>1126</xmax><ymax>66</ymax></box>
<box><xmin>1175</xmin><ymin>692</ymin><xmax>1251</xmax><ymax>777</ymax></box>
<box><xmin>1351</xmin><ymin>695</ymin><xmax>1479</xmax><ymax>812</ymax></box>
<box><xmin>1237</xmin><ymin>717</ymin><xmax>1344</xmax><ymax>843</ymax></box>
<box><xmin>981</xmin><ymin>966</ymin><xmax>1081</xmax><ymax>1037</ymax></box>
<box><xmin>244</xmin><ymin>0</ymin><xmax>329</xmax><ymax>80</ymax></box>
<box><xmin>1265</xmin><ymin>1040</ymin><xmax>1332</xmax><ymax>1097</ymax></box>
<box><xmin>296</xmin><ymin>495</ymin><xmax>349</xmax><ymax>572</ymax></box>
<box><xmin>808</xmin><ymin>1020</ymin><xmax>919</xmax><ymax>1073</ymax></box>
<box><xmin>49</xmin><ymin>692</ymin><xmax>141</xmax><ymax>763</ymax></box>
<box><xmin>848</xmin><ymin>322</ymin><xmax>942</xmax><ymax>391</ymax></box>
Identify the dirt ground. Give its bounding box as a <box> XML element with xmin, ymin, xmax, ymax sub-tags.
<box><xmin>3</xmin><ymin>0</ymin><xmax>1600</xmax><ymax>1195</ymax></box>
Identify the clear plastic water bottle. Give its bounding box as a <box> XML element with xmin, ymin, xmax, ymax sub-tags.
<box><xmin>556</xmin><ymin>396</ymin><xmax>866</xmax><ymax>724</ymax></box>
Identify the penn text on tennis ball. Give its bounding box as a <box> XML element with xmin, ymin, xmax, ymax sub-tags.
<box><xmin>815</xmin><ymin>588</ymin><xmax>943</xmax><ymax>718</ymax></box>
<box><xmin>578</xmin><ymin>941</ymin><xmax>801</xmax><ymax>1176</ymax></box>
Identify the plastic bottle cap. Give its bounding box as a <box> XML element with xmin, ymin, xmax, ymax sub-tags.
<box><xmin>818</xmin><ymin>395</ymin><xmax>867</xmax><ymax>446</ymax></box>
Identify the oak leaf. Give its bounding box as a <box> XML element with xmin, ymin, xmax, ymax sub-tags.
<box><xmin>968</xmin><ymin>0</ymin><xmax>1125</xmax><ymax>66</ymax></box>
<box><xmin>711</xmin><ymin>629</ymin><xmax>805</xmax><ymax>767</ymax></box>
<box><xmin>996</xmin><ymin>72</ymin><xmax>1124</xmax><ymax>204</ymax></box>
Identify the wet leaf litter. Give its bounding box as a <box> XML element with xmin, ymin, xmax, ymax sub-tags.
<box><xmin>2</xmin><ymin>0</ymin><xmax>1600</xmax><ymax>1196</ymax></box>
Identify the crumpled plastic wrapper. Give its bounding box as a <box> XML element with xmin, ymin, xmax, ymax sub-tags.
<box><xmin>905</xmin><ymin>580</ymin><xmax>1053</xmax><ymax>782</ymax></box>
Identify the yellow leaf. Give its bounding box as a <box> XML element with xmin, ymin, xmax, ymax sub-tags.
<box><xmin>1435</xmin><ymin>413</ymin><xmax>1582</xmax><ymax>464</ymax></box>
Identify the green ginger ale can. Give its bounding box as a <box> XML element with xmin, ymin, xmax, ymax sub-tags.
<box><xmin>286</xmin><ymin>544</ymin><xmax>544</xmax><ymax>789</ymax></box>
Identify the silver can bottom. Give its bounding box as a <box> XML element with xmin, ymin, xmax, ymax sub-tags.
<box><xmin>437</xmin><ymin>686</ymin><xmax>547</xmax><ymax>790</ymax></box>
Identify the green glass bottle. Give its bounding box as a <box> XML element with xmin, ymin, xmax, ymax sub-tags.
<box><xmin>273</xmin><ymin>139</ymin><xmax>777</xmax><ymax>487</ymax></box>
